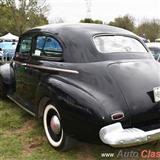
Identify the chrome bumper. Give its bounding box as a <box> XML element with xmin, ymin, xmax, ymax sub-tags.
<box><xmin>99</xmin><ymin>122</ymin><xmax>160</xmax><ymax>147</ymax></box>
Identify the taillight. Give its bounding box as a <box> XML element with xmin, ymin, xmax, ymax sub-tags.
<box><xmin>111</xmin><ymin>112</ymin><xmax>124</xmax><ymax>121</ymax></box>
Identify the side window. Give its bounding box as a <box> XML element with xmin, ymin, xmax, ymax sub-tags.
<box><xmin>18</xmin><ymin>36</ymin><xmax>32</xmax><ymax>56</ymax></box>
<box><xmin>36</xmin><ymin>36</ymin><xmax>46</xmax><ymax>50</ymax></box>
<box><xmin>43</xmin><ymin>37</ymin><xmax>62</xmax><ymax>53</ymax></box>
<box><xmin>33</xmin><ymin>36</ymin><xmax>63</xmax><ymax>57</ymax></box>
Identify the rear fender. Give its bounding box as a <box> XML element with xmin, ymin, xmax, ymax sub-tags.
<box><xmin>36</xmin><ymin>78</ymin><xmax>105</xmax><ymax>120</ymax></box>
<box><xmin>35</xmin><ymin>77</ymin><xmax>108</xmax><ymax>141</ymax></box>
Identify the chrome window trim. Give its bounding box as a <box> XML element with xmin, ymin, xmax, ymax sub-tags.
<box><xmin>14</xmin><ymin>61</ymin><xmax>79</xmax><ymax>74</ymax></box>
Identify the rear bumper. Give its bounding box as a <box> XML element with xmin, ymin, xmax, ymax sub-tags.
<box><xmin>99</xmin><ymin>122</ymin><xmax>160</xmax><ymax>147</ymax></box>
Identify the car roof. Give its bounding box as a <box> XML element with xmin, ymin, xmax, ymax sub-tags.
<box><xmin>25</xmin><ymin>23</ymin><xmax>137</xmax><ymax>37</ymax></box>
<box><xmin>22</xmin><ymin>23</ymin><xmax>147</xmax><ymax>63</ymax></box>
<box><xmin>146</xmin><ymin>42</ymin><xmax>160</xmax><ymax>48</ymax></box>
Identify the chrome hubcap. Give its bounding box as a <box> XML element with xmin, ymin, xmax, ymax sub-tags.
<box><xmin>50</xmin><ymin>115</ymin><xmax>61</xmax><ymax>135</ymax></box>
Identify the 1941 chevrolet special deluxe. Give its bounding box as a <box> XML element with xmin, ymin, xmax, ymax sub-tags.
<box><xmin>0</xmin><ymin>23</ymin><xmax>160</xmax><ymax>151</ymax></box>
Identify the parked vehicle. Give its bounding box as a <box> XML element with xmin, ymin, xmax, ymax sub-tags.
<box><xmin>0</xmin><ymin>41</ymin><xmax>17</xmax><ymax>61</ymax></box>
<box><xmin>0</xmin><ymin>24</ymin><xmax>160</xmax><ymax>151</ymax></box>
<box><xmin>146</xmin><ymin>42</ymin><xmax>160</xmax><ymax>62</ymax></box>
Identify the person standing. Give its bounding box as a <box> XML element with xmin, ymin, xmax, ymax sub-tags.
<box><xmin>0</xmin><ymin>48</ymin><xmax>4</xmax><ymax>61</ymax></box>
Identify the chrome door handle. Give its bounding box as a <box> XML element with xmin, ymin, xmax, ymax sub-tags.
<box><xmin>21</xmin><ymin>63</ymin><xmax>27</xmax><ymax>66</ymax></box>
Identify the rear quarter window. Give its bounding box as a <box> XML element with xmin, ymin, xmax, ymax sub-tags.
<box><xmin>33</xmin><ymin>36</ymin><xmax>63</xmax><ymax>58</ymax></box>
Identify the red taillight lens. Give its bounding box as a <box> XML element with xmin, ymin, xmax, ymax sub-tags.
<box><xmin>111</xmin><ymin>112</ymin><xmax>124</xmax><ymax>120</ymax></box>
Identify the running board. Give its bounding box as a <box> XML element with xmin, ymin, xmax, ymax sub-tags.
<box><xmin>7</xmin><ymin>95</ymin><xmax>36</xmax><ymax>117</ymax></box>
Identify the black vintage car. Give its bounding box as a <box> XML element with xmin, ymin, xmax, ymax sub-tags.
<box><xmin>0</xmin><ymin>23</ymin><xmax>160</xmax><ymax>151</ymax></box>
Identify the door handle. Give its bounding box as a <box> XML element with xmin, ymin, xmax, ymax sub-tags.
<box><xmin>21</xmin><ymin>63</ymin><xmax>27</xmax><ymax>66</ymax></box>
<box><xmin>21</xmin><ymin>63</ymin><xmax>27</xmax><ymax>70</ymax></box>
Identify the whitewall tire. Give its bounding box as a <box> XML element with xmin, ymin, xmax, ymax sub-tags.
<box><xmin>43</xmin><ymin>103</ymin><xmax>75</xmax><ymax>151</ymax></box>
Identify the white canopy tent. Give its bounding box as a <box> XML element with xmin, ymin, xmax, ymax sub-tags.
<box><xmin>155</xmin><ymin>38</ymin><xmax>160</xmax><ymax>42</ymax></box>
<box><xmin>0</xmin><ymin>33</ymin><xmax>19</xmax><ymax>41</ymax></box>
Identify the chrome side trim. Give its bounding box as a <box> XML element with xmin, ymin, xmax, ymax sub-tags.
<box><xmin>99</xmin><ymin>122</ymin><xmax>160</xmax><ymax>148</ymax></box>
<box><xmin>14</xmin><ymin>61</ymin><xmax>79</xmax><ymax>74</ymax></box>
<box><xmin>7</xmin><ymin>95</ymin><xmax>36</xmax><ymax>117</ymax></box>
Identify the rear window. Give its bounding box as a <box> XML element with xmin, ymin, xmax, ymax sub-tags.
<box><xmin>94</xmin><ymin>35</ymin><xmax>147</xmax><ymax>53</ymax></box>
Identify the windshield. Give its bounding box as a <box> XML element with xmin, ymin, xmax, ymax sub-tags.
<box><xmin>94</xmin><ymin>35</ymin><xmax>147</xmax><ymax>53</ymax></box>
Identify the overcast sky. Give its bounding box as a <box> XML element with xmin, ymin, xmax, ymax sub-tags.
<box><xmin>46</xmin><ymin>0</ymin><xmax>160</xmax><ymax>25</ymax></box>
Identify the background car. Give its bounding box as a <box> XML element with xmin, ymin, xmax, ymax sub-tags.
<box><xmin>0</xmin><ymin>41</ymin><xmax>17</xmax><ymax>61</ymax></box>
<box><xmin>146</xmin><ymin>42</ymin><xmax>160</xmax><ymax>62</ymax></box>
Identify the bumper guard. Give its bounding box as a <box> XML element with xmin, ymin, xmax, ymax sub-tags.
<box><xmin>99</xmin><ymin>122</ymin><xmax>160</xmax><ymax>147</ymax></box>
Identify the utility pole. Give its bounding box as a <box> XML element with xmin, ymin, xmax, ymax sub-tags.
<box><xmin>85</xmin><ymin>0</ymin><xmax>92</xmax><ymax>19</ymax></box>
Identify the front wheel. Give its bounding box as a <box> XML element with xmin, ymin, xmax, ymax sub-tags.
<box><xmin>43</xmin><ymin>104</ymin><xmax>75</xmax><ymax>151</ymax></box>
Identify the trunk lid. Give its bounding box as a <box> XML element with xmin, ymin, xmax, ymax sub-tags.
<box><xmin>108</xmin><ymin>60</ymin><xmax>160</xmax><ymax>127</ymax></box>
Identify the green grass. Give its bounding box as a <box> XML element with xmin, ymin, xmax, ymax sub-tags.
<box><xmin>1</xmin><ymin>100</ymin><xmax>160</xmax><ymax>160</ymax></box>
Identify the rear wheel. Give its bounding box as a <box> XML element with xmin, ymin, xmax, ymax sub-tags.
<box><xmin>43</xmin><ymin>103</ymin><xmax>75</xmax><ymax>151</ymax></box>
<box><xmin>0</xmin><ymin>80</ymin><xmax>6</xmax><ymax>99</ymax></box>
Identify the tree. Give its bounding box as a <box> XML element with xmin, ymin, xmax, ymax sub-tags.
<box><xmin>94</xmin><ymin>19</ymin><xmax>103</xmax><ymax>24</ymax></box>
<box><xmin>136</xmin><ymin>19</ymin><xmax>160</xmax><ymax>42</ymax></box>
<box><xmin>108</xmin><ymin>15</ymin><xmax>135</xmax><ymax>32</ymax></box>
<box><xmin>80</xmin><ymin>18</ymin><xmax>103</xmax><ymax>24</ymax></box>
<box><xmin>0</xmin><ymin>0</ymin><xmax>48</xmax><ymax>36</ymax></box>
<box><xmin>158</xmin><ymin>32</ymin><xmax>160</xmax><ymax>39</ymax></box>
<box><xmin>0</xmin><ymin>5</ymin><xmax>14</xmax><ymax>35</ymax></box>
<box><xmin>80</xmin><ymin>18</ymin><xmax>94</xmax><ymax>23</ymax></box>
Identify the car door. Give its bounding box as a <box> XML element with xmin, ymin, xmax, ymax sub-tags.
<box><xmin>14</xmin><ymin>35</ymin><xmax>34</xmax><ymax>112</ymax></box>
<box><xmin>22</xmin><ymin>33</ymin><xmax>63</xmax><ymax>108</ymax></box>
